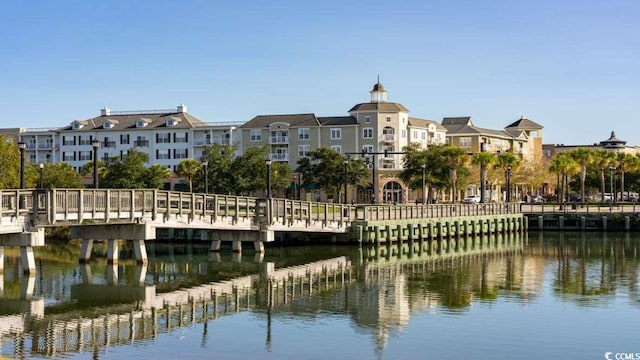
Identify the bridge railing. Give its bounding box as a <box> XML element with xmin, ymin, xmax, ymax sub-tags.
<box><xmin>358</xmin><ymin>202</ymin><xmax>520</xmax><ymax>221</ymax></box>
<box><xmin>3</xmin><ymin>189</ymin><xmax>521</xmax><ymax>227</ymax></box>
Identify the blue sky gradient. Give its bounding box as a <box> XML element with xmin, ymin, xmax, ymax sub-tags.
<box><xmin>1</xmin><ymin>0</ymin><xmax>638</xmax><ymax>145</ymax></box>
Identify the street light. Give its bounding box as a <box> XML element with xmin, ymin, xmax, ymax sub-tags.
<box><xmin>201</xmin><ymin>160</ymin><xmax>209</xmax><ymax>194</ymax></box>
<box><xmin>421</xmin><ymin>164</ymin><xmax>426</xmax><ymax>203</ymax></box>
<box><xmin>343</xmin><ymin>157</ymin><xmax>349</xmax><ymax>204</ymax></box>
<box><xmin>91</xmin><ymin>139</ymin><xmax>100</xmax><ymax>189</ymax></box>
<box><xmin>18</xmin><ymin>142</ymin><xmax>26</xmax><ymax>189</ymax></box>
<box><xmin>265</xmin><ymin>159</ymin><xmax>272</xmax><ymax>198</ymax></box>
<box><xmin>506</xmin><ymin>166</ymin><xmax>512</xmax><ymax>202</ymax></box>
<box><xmin>39</xmin><ymin>163</ymin><xmax>44</xmax><ymax>189</ymax></box>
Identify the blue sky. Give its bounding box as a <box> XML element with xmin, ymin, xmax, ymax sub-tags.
<box><xmin>1</xmin><ymin>0</ymin><xmax>638</xmax><ymax>146</ymax></box>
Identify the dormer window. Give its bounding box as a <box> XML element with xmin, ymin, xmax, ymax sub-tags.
<box><xmin>165</xmin><ymin>117</ymin><xmax>182</xmax><ymax>127</ymax></box>
<box><xmin>137</xmin><ymin>118</ymin><xmax>152</xmax><ymax>128</ymax></box>
<box><xmin>71</xmin><ymin>120</ymin><xmax>88</xmax><ymax>130</ymax></box>
<box><xmin>103</xmin><ymin>119</ymin><xmax>119</xmax><ymax>129</ymax></box>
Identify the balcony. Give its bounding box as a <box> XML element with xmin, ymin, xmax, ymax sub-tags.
<box><xmin>38</xmin><ymin>143</ymin><xmax>56</xmax><ymax>150</ymax></box>
<box><xmin>270</xmin><ymin>152</ymin><xmax>289</xmax><ymax>161</ymax></box>
<box><xmin>379</xmin><ymin>134</ymin><xmax>395</xmax><ymax>143</ymax></box>
<box><xmin>134</xmin><ymin>140</ymin><xmax>150</xmax><ymax>147</ymax></box>
<box><xmin>269</xmin><ymin>136</ymin><xmax>289</xmax><ymax>144</ymax></box>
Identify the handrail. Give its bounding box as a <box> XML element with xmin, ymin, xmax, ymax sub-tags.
<box><xmin>1</xmin><ymin>189</ymin><xmax>524</xmax><ymax>229</ymax></box>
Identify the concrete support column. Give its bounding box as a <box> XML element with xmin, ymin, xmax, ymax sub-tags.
<box><xmin>107</xmin><ymin>263</ymin><xmax>118</xmax><ymax>285</ymax></box>
<box><xmin>79</xmin><ymin>239</ymin><xmax>94</xmax><ymax>263</ymax></box>
<box><xmin>210</xmin><ymin>240</ymin><xmax>222</xmax><ymax>252</ymax></box>
<box><xmin>232</xmin><ymin>240</ymin><xmax>242</xmax><ymax>253</ymax></box>
<box><xmin>254</xmin><ymin>252</ymin><xmax>264</xmax><ymax>263</ymax></box>
<box><xmin>133</xmin><ymin>240</ymin><xmax>148</xmax><ymax>264</ymax></box>
<box><xmin>20</xmin><ymin>275</ymin><xmax>35</xmax><ymax>300</ymax></box>
<box><xmin>80</xmin><ymin>263</ymin><xmax>93</xmax><ymax>284</ymax></box>
<box><xmin>135</xmin><ymin>264</ymin><xmax>147</xmax><ymax>286</ymax></box>
<box><xmin>580</xmin><ymin>216</ymin><xmax>586</xmax><ymax>230</ymax></box>
<box><xmin>0</xmin><ymin>272</ymin><xmax>3</xmax><ymax>297</ymax></box>
<box><xmin>20</xmin><ymin>246</ymin><xmax>36</xmax><ymax>274</ymax></box>
<box><xmin>0</xmin><ymin>246</ymin><xmax>4</xmax><ymax>273</ymax></box>
<box><xmin>254</xmin><ymin>240</ymin><xmax>265</xmax><ymax>253</ymax></box>
<box><xmin>261</xmin><ymin>262</ymin><xmax>275</xmax><ymax>278</ymax></box>
<box><xmin>107</xmin><ymin>239</ymin><xmax>119</xmax><ymax>264</ymax></box>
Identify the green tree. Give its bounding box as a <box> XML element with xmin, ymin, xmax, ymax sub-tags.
<box><xmin>569</xmin><ymin>148</ymin><xmax>594</xmax><ymax>205</ymax></box>
<box><xmin>142</xmin><ymin>164</ymin><xmax>171</xmax><ymax>189</ymax></box>
<box><xmin>176</xmin><ymin>158</ymin><xmax>203</xmax><ymax>192</ymax></box>
<box><xmin>550</xmin><ymin>152</ymin><xmax>579</xmax><ymax>203</ymax></box>
<box><xmin>472</xmin><ymin>151</ymin><xmax>497</xmax><ymax>202</ymax></box>
<box><xmin>87</xmin><ymin>150</ymin><xmax>168</xmax><ymax>189</ymax></box>
<box><xmin>441</xmin><ymin>146</ymin><xmax>469</xmax><ymax>202</ymax></box>
<box><xmin>199</xmin><ymin>143</ymin><xmax>237</xmax><ymax>194</ymax></box>
<box><xmin>30</xmin><ymin>162</ymin><xmax>83</xmax><ymax>188</ymax></box>
<box><xmin>0</xmin><ymin>137</ymin><xmax>21</xmax><ymax>188</ymax></box>
<box><xmin>593</xmin><ymin>150</ymin><xmax>616</xmax><ymax>202</ymax></box>
<box><xmin>616</xmin><ymin>152</ymin><xmax>639</xmax><ymax>201</ymax></box>
<box><xmin>296</xmin><ymin>147</ymin><xmax>368</xmax><ymax>202</ymax></box>
<box><xmin>496</xmin><ymin>152</ymin><xmax>520</xmax><ymax>202</ymax></box>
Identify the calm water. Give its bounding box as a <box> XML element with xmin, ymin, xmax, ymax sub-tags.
<box><xmin>1</xmin><ymin>232</ymin><xmax>639</xmax><ymax>360</ymax></box>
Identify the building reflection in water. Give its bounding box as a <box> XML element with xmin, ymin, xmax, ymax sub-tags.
<box><xmin>0</xmin><ymin>233</ymin><xmax>638</xmax><ymax>358</ymax></box>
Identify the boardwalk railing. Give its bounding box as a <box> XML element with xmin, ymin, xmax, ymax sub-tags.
<box><xmin>0</xmin><ymin>189</ymin><xmax>523</xmax><ymax>229</ymax></box>
<box><xmin>520</xmin><ymin>202</ymin><xmax>639</xmax><ymax>215</ymax></box>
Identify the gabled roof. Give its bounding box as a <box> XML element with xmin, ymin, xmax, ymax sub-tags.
<box><xmin>318</xmin><ymin>116</ymin><xmax>358</xmax><ymax>126</ymax></box>
<box><xmin>241</xmin><ymin>113</ymin><xmax>320</xmax><ymax>129</ymax></box>
<box><xmin>348</xmin><ymin>102</ymin><xmax>409</xmax><ymax>113</ymax></box>
<box><xmin>505</xmin><ymin>115</ymin><xmax>543</xmax><ymax>130</ymax></box>
<box><xmin>408</xmin><ymin>117</ymin><xmax>447</xmax><ymax>131</ymax></box>
<box><xmin>60</xmin><ymin>111</ymin><xmax>207</xmax><ymax>132</ymax></box>
<box><xmin>442</xmin><ymin>117</ymin><xmax>473</xmax><ymax>126</ymax></box>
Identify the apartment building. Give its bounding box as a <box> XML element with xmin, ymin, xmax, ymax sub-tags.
<box><xmin>442</xmin><ymin>115</ymin><xmax>543</xmax><ymax>163</ymax></box>
<box><xmin>240</xmin><ymin>81</ymin><xmax>448</xmax><ymax>202</ymax></box>
<box><xmin>17</xmin><ymin>105</ymin><xmax>241</xmax><ymax>188</ymax></box>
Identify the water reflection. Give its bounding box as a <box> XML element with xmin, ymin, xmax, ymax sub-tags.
<box><xmin>0</xmin><ymin>232</ymin><xmax>639</xmax><ymax>359</ymax></box>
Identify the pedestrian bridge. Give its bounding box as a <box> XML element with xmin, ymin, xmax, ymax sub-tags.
<box><xmin>0</xmin><ymin>189</ymin><xmax>523</xmax><ymax>273</ymax></box>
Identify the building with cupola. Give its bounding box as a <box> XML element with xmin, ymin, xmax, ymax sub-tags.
<box><xmin>240</xmin><ymin>80</ymin><xmax>447</xmax><ymax>203</ymax></box>
<box><xmin>542</xmin><ymin>130</ymin><xmax>640</xmax><ymax>158</ymax></box>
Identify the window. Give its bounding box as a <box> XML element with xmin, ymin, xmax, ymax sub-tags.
<box><xmin>173</xmin><ymin>148</ymin><xmax>188</xmax><ymax>159</ymax></box>
<box><xmin>63</xmin><ymin>152</ymin><xmax>75</xmax><ymax>161</ymax></box>
<box><xmin>365</xmin><ymin>116</ymin><xmax>371</xmax><ymax>124</ymax></box>
<box><xmin>29</xmin><ymin>154</ymin><xmax>36</xmax><ymax>162</ymax></box>
<box><xmin>174</xmin><ymin>132</ymin><xmax>188</xmax><ymax>143</ymax></box>
<box><xmin>422</xmin><ymin>131</ymin><xmax>426</xmax><ymax>140</ymax></box>
<box><xmin>298</xmin><ymin>145</ymin><xmax>310</xmax><ymax>158</ymax></box>
<box><xmin>330</xmin><ymin>145</ymin><xmax>342</xmax><ymax>154</ymax></box>
<box><xmin>78</xmin><ymin>136</ymin><xmax>91</xmax><ymax>146</ymax></box>
<box><xmin>250</xmin><ymin>130</ymin><xmax>262</xmax><ymax>142</ymax></box>
<box><xmin>104</xmin><ymin>121</ymin><xmax>113</xmax><ymax>129</ymax></box>
<box><xmin>156</xmin><ymin>149</ymin><xmax>171</xmax><ymax>160</ymax></box>
<box><xmin>362</xmin><ymin>145</ymin><xmax>374</xmax><ymax>154</ymax></box>
<box><xmin>363</xmin><ymin>128</ymin><xmax>373</xmax><ymax>139</ymax></box>
<box><xmin>386</xmin><ymin>116</ymin><xmax>391</xmax><ymax>123</ymax></box>
<box><xmin>298</xmin><ymin>128</ymin><xmax>310</xmax><ymax>140</ymax></box>
<box><xmin>63</xmin><ymin>136</ymin><xmax>75</xmax><ymax>146</ymax></box>
<box><xmin>413</xmin><ymin>130</ymin><xmax>418</xmax><ymax>139</ymax></box>
<box><xmin>459</xmin><ymin>137</ymin><xmax>472</xmax><ymax>148</ymax></box>
<box><xmin>120</xmin><ymin>134</ymin><xmax>130</xmax><ymax>145</ymax></box>
<box><xmin>79</xmin><ymin>151</ymin><xmax>92</xmax><ymax>161</ymax></box>
<box><xmin>157</xmin><ymin>133</ymin><xmax>171</xmax><ymax>144</ymax></box>
<box><xmin>134</xmin><ymin>137</ymin><xmax>149</xmax><ymax>147</ymax></box>
<box><xmin>331</xmin><ymin>128</ymin><xmax>341</xmax><ymax>140</ymax></box>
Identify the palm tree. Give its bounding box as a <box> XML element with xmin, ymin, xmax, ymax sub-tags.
<box><xmin>593</xmin><ymin>150</ymin><xmax>615</xmax><ymax>203</ymax></box>
<box><xmin>441</xmin><ymin>146</ymin><xmax>468</xmax><ymax>202</ymax></box>
<box><xmin>569</xmin><ymin>148</ymin><xmax>593</xmax><ymax>205</ymax></box>
<box><xmin>176</xmin><ymin>158</ymin><xmax>203</xmax><ymax>192</ymax></box>
<box><xmin>550</xmin><ymin>152</ymin><xmax>579</xmax><ymax>205</ymax></box>
<box><xmin>472</xmin><ymin>151</ymin><xmax>497</xmax><ymax>203</ymax></box>
<box><xmin>616</xmin><ymin>153</ymin><xmax>639</xmax><ymax>201</ymax></box>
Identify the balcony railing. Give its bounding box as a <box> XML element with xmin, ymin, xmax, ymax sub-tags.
<box><xmin>103</xmin><ymin>141</ymin><xmax>116</xmax><ymax>148</ymax></box>
<box><xmin>270</xmin><ymin>153</ymin><xmax>289</xmax><ymax>161</ymax></box>
<box><xmin>379</xmin><ymin>134</ymin><xmax>395</xmax><ymax>142</ymax></box>
<box><xmin>134</xmin><ymin>140</ymin><xmax>150</xmax><ymax>147</ymax></box>
<box><xmin>270</xmin><ymin>136</ymin><xmax>289</xmax><ymax>144</ymax></box>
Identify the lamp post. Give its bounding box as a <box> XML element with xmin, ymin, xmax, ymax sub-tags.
<box><xmin>479</xmin><ymin>142</ymin><xmax>486</xmax><ymax>203</ymax></box>
<box><xmin>609</xmin><ymin>165</ymin><xmax>615</xmax><ymax>213</ymax></box>
<box><xmin>91</xmin><ymin>139</ymin><xmax>100</xmax><ymax>189</ymax></box>
<box><xmin>297</xmin><ymin>173</ymin><xmax>302</xmax><ymax>200</ymax></box>
<box><xmin>343</xmin><ymin>157</ymin><xmax>349</xmax><ymax>204</ymax></box>
<box><xmin>39</xmin><ymin>163</ymin><xmax>44</xmax><ymax>189</ymax></box>
<box><xmin>421</xmin><ymin>164</ymin><xmax>426</xmax><ymax>203</ymax></box>
<box><xmin>265</xmin><ymin>159</ymin><xmax>272</xmax><ymax>199</ymax></box>
<box><xmin>201</xmin><ymin>160</ymin><xmax>209</xmax><ymax>194</ymax></box>
<box><xmin>18</xmin><ymin>142</ymin><xmax>26</xmax><ymax>189</ymax></box>
<box><xmin>506</xmin><ymin>166</ymin><xmax>512</xmax><ymax>202</ymax></box>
